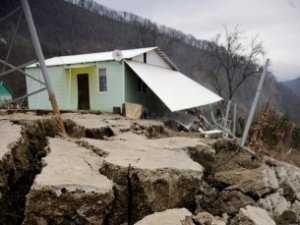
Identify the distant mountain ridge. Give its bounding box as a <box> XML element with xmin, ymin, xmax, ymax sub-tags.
<box><xmin>282</xmin><ymin>77</ymin><xmax>300</xmax><ymax>97</ymax></box>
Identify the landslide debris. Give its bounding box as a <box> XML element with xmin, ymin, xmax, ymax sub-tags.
<box><xmin>2</xmin><ymin>112</ymin><xmax>300</xmax><ymax>225</ymax></box>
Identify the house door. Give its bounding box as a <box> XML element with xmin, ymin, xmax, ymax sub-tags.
<box><xmin>77</xmin><ymin>74</ymin><xmax>90</xmax><ymax>110</ymax></box>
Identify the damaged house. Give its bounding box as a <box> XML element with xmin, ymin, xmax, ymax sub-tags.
<box><xmin>25</xmin><ymin>47</ymin><xmax>222</xmax><ymax>114</ymax></box>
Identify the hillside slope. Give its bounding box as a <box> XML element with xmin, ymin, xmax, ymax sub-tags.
<box><xmin>0</xmin><ymin>0</ymin><xmax>299</xmax><ymax>122</ymax></box>
<box><xmin>282</xmin><ymin>77</ymin><xmax>300</xmax><ymax>97</ymax></box>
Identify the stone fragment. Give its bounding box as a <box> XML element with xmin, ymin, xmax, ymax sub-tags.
<box><xmin>215</xmin><ymin>166</ymin><xmax>279</xmax><ymax>197</ymax></box>
<box><xmin>270</xmin><ymin>159</ymin><xmax>300</xmax><ymax>201</ymax></box>
<box><xmin>193</xmin><ymin>211</ymin><xmax>226</xmax><ymax>225</ymax></box>
<box><xmin>133</xmin><ymin>208</ymin><xmax>192</xmax><ymax>225</ymax></box>
<box><xmin>258</xmin><ymin>191</ymin><xmax>290</xmax><ymax>217</ymax></box>
<box><xmin>196</xmin><ymin>189</ymin><xmax>255</xmax><ymax>216</ymax></box>
<box><xmin>233</xmin><ymin>206</ymin><xmax>276</xmax><ymax>225</ymax></box>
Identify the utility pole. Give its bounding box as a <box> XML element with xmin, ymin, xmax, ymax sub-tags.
<box><xmin>233</xmin><ymin>103</ymin><xmax>237</xmax><ymax>137</ymax></box>
<box><xmin>20</xmin><ymin>0</ymin><xmax>65</xmax><ymax>133</ymax></box>
<box><xmin>223</xmin><ymin>100</ymin><xmax>231</xmax><ymax>136</ymax></box>
<box><xmin>241</xmin><ymin>59</ymin><xmax>270</xmax><ymax>146</ymax></box>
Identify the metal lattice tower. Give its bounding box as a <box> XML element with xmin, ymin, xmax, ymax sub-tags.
<box><xmin>0</xmin><ymin>0</ymin><xmax>65</xmax><ymax>133</ymax></box>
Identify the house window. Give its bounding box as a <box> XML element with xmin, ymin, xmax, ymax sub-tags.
<box><xmin>99</xmin><ymin>68</ymin><xmax>107</xmax><ymax>92</ymax></box>
<box><xmin>138</xmin><ymin>77</ymin><xmax>147</xmax><ymax>93</ymax></box>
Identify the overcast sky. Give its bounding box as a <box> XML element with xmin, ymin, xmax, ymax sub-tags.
<box><xmin>96</xmin><ymin>0</ymin><xmax>299</xmax><ymax>81</ymax></box>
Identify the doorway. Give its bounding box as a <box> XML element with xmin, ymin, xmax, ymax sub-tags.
<box><xmin>77</xmin><ymin>73</ymin><xmax>90</xmax><ymax>110</ymax></box>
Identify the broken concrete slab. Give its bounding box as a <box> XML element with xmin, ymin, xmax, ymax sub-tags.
<box><xmin>0</xmin><ymin>120</ymin><xmax>22</xmax><ymax>158</ymax></box>
<box><xmin>133</xmin><ymin>208</ymin><xmax>192</xmax><ymax>225</ymax></box>
<box><xmin>84</xmin><ymin>133</ymin><xmax>204</xmax><ymax>224</ymax></box>
<box><xmin>22</xmin><ymin>138</ymin><xmax>114</xmax><ymax>225</ymax></box>
<box><xmin>85</xmin><ymin>133</ymin><xmax>204</xmax><ymax>171</ymax></box>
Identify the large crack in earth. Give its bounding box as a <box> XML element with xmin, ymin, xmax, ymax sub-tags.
<box><xmin>1</xmin><ymin>115</ymin><xmax>283</xmax><ymax>225</ymax></box>
<box><xmin>0</xmin><ymin>119</ymin><xmax>60</xmax><ymax>225</ymax></box>
<box><xmin>0</xmin><ymin>117</ymin><xmax>118</xmax><ymax>225</ymax></box>
<box><xmin>99</xmin><ymin>161</ymin><xmax>203</xmax><ymax>225</ymax></box>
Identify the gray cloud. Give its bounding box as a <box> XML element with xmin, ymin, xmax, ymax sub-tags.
<box><xmin>96</xmin><ymin>0</ymin><xmax>300</xmax><ymax>80</ymax></box>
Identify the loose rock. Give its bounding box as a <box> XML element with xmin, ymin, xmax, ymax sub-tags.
<box><xmin>133</xmin><ymin>208</ymin><xmax>192</xmax><ymax>225</ymax></box>
<box><xmin>214</xmin><ymin>166</ymin><xmax>279</xmax><ymax>197</ymax></box>
<box><xmin>258</xmin><ymin>192</ymin><xmax>290</xmax><ymax>217</ymax></box>
<box><xmin>232</xmin><ymin>206</ymin><xmax>276</xmax><ymax>225</ymax></box>
<box><xmin>193</xmin><ymin>211</ymin><xmax>226</xmax><ymax>225</ymax></box>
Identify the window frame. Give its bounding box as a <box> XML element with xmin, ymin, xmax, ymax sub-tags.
<box><xmin>98</xmin><ymin>68</ymin><xmax>108</xmax><ymax>93</ymax></box>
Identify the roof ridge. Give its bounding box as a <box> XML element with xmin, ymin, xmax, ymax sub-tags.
<box><xmin>26</xmin><ymin>46</ymin><xmax>158</xmax><ymax>68</ymax></box>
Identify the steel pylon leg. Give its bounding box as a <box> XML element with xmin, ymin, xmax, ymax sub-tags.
<box><xmin>20</xmin><ymin>0</ymin><xmax>65</xmax><ymax>134</ymax></box>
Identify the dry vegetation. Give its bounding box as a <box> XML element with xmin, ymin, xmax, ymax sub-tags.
<box><xmin>250</xmin><ymin>107</ymin><xmax>300</xmax><ymax>166</ymax></box>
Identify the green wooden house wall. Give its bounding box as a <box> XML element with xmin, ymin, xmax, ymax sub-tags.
<box><xmin>26</xmin><ymin>60</ymin><xmax>126</xmax><ymax>112</ymax></box>
<box><xmin>0</xmin><ymin>82</ymin><xmax>12</xmax><ymax>103</ymax></box>
<box><xmin>25</xmin><ymin>49</ymin><xmax>172</xmax><ymax>113</ymax></box>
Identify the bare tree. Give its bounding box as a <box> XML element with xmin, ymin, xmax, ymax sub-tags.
<box><xmin>207</xmin><ymin>26</ymin><xmax>265</xmax><ymax>100</ymax></box>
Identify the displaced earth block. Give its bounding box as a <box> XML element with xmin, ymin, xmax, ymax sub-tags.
<box><xmin>2</xmin><ymin>112</ymin><xmax>300</xmax><ymax>225</ymax></box>
<box><xmin>85</xmin><ymin>132</ymin><xmax>205</xmax><ymax>224</ymax></box>
<box><xmin>22</xmin><ymin>138</ymin><xmax>114</xmax><ymax>225</ymax></box>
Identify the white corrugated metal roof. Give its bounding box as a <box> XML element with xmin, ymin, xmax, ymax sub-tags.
<box><xmin>27</xmin><ymin>47</ymin><xmax>157</xmax><ymax>68</ymax></box>
<box><xmin>125</xmin><ymin>60</ymin><xmax>222</xmax><ymax>112</ymax></box>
